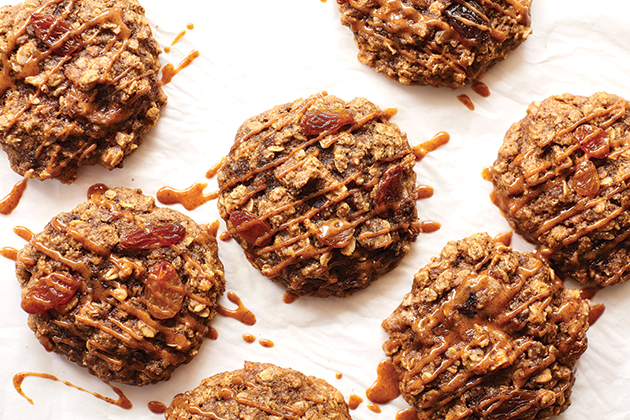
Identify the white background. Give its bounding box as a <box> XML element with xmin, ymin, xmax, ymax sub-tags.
<box><xmin>0</xmin><ymin>0</ymin><xmax>629</xmax><ymax>419</ymax></box>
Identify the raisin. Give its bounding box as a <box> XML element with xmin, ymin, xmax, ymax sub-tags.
<box><xmin>21</xmin><ymin>272</ymin><xmax>81</xmax><ymax>315</ymax></box>
<box><xmin>120</xmin><ymin>222</ymin><xmax>186</xmax><ymax>250</ymax></box>
<box><xmin>31</xmin><ymin>13</ymin><xmax>80</xmax><ymax>55</ymax></box>
<box><xmin>444</xmin><ymin>1</ymin><xmax>489</xmax><ymax>45</ymax></box>
<box><xmin>571</xmin><ymin>159</ymin><xmax>600</xmax><ymax>197</ymax></box>
<box><xmin>301</xmin><ymin>108</ymin><xmax>356</xmax><ymax>137</ymax></box>
<box><xmin>375</xmin><ymin>165</ymin><xmax>403</xmax><ymax>206</ymax></box>
<box><xmin>317</xmin><ymin>219</ymin><xmax>355</xmax><ymax>248</ymax></box>
<box><xmin>144</xmin><ymin>261</ymin><xmax>184</xmax><ymax>320</ymax></box>
<box><xmin>229</xmin><ymin>210</ymin><xmax>272</xmax><ymax>246</ymax></box>
<box><xmin>488</xmin><ymin>390</ymin><xmax>539</xmax><ymax>420</ymax></box>
<box><xmin>575</xmin><ymin>124</ymin><xmax>610</xmax><ymax>159</ymax></box>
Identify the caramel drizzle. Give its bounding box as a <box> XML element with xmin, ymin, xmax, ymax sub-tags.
<box><xmin>0</xmin><ymin>246</ymin><xmax>18</xmax><ymax>261</ymax></box>
<box><xmin>403</xmin><ymin>248</ymin><xmax>565</xmax><ymax>416</ymax></box>
<box><xmin>0</xmin><ymin>178</ymin><xmax>28</xmax><ymax>215</ymax></box>
<box><xmin>13</xmin><ymin>371</ymin><xmax>132</xmax><ymax>409</ymax></box>
<box><xmin>492</xmin><ymin>100</ymin><xmax>630</xmax><ymax>270</ymax></box>
<box><xmin>19</xmin><ymin>192</ymin><xmax>213</xmax><ymax>372</ymax></box>
<box><xmin>160</xmin><ymin>49</ymin><xmax>200</xmax><ymax>85</ymax></box>
<box><xmin>156</xmin><ymin>182</ymin><xmax>218</xmax><ymax>211</ymax></box>
<box><xmin>217</xmin><ymin>291</ymin><xmax>256</xmax><ymax>325</ymax></box>
<box><xmin>343</xmin><ymin>0</ymin><xmax>524</xmax><ymax>79</ymax></box>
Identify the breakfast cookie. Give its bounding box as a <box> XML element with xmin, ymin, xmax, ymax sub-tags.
<box><xmin>0</xmin><ymin>0</ymin><xmax>167</xmax><ymax>183</ymax></box>
<box><xmin>16</xmin><ymin>187</ymin><xmax>225</xmax><ymax>386</ymax></box>
<box><xmin>337</xmin><ymin>0</ymin><xmax>532</xmax><ymax>88</ymax></box>
<box><xmin>165</xmin><ymin>361</ymin><xmax>352</xmax><ymax>420</ymax></box>
<box><xmin>491</xmin><ymin>92</ymin><xmax>630</xmax><ymax>286</ymax></box>
<box><xmin>382</xmin><ymin>233</ymin><xmax>591</xmax><ymax>420</ymax></box>
<box><xmin>217</xmin><ymin>92</ymin><xmax>421</xmax><ymax>298</ymax></box>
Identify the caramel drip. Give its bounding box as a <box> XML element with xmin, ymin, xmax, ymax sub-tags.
<box><xmin>366</xmin><ymin>359</ymin><xmax>401</xmax><ymax>404</ymax></box>
<box><xmin>206</xmin><ymin>157</ymin><xmax>227</xmax><ymax>179</ymax></box>
<box><xmin>335</xmin><ymin>372</ymin><xmax>343</xmax><ymax>380</ymax></box>
<box><xmin>13</xmin><ymin>371</ymin><xmax>132</xmax><ymax>409</ymax></box>
<box><xmin>457</xmin><ymin>94</ymin><xmax>475</xmax><ymax>110</ymax></box>
<box><xmin>396</xmin><ymin>408</ymin><xmax>419</xmax><ymax>420</ymax></box>
<box><xmin>471</xmin><ymin>81</ymin><xmax>491</xmax><ymax>97</ymax></box>
<box><xmin>157</xmin><ymin>182</ymin><xmax>218</xmax><ymax>211</ymax></box>
<box><xmin>148</xmin><ymin>401</ymin><xmax>167</xmax><ymax>414</ymax></box>
<box><xmin>186</xmin><ymin>23</ymin><xmax>194</xmax><ymax>30</ymax></box>
<box><xmin>258</xmin><ymin>338</ymin><xmax>274</xmax><ymax>348</ymax></box>
<box><xmin>412</xmin><ymin>132</ymin><xmax>450</xmax><ymax>161</ymax></box>
<box><xmin>348</xmin><ymin>394</ymin><xmax>363</xmax><ymax>410</ymax></box>
<box><xmin>419</xmin><ymin>220</ymin><xmax>441</xmax><ymax>233</ymax></box>
<box><xmin>217</xmin><ymin>291</ymin><xmax>257</xmax><ymax>325</ymax></box>
<box><xmin>579</xmin><ymin>286</ymin><xmax>601</xmax><ymax>300</ymax></box>
<box><xmin>219</xmin><ymin>231</ymin><xmax>232</xmax><ymax>241</ymax></box>
<box><xmin>416</xmin><ymin>184</ymin><xmax>434</xmax><ymax>199</ymax></box>
<box><xmin>493</xmin><ymin>101</ymin><xmax>630</xmax><ymax>261</ymax></box>
<box><xmin>0</xmin><ymin>246</ymin><xmax>18</xmax><ymax>261</ymax></box>
<box><xmin>367</xmin><ymin>403</ymin><xmax>382</xmax><ymax>413</ymax></box>
<box><xmin>282</xmin><ymin>290</ymin><xmax>299</xmax><ymax>304</ymax></box>
<box><xmin>403</xmin><ymin>250</ymin><xmax>562</xmax><ymax>416</ymax></box>
<box><xmin>207</xmin><ymin>326</ymin><xmax>218</xmax><ymax>340</ymax></box>
<box><xmin>589</xmin><ymin>303</ymin><xmax>605</xmax><ymax>326</ymax></box>
<box><xmin>160</xmin><ymin>50</ymin><xmax>200</xmax><ymax>85</ymax></box>
<box><xmin>242</xmin><ymin>333</ymin><xmax>256</xmax><ymax>343</ymax></box>
<box><xmin>0</xmin><ymin>178</ymin><xmax>28</xmax><ymax>215</ymax></box>
<box><xmin>494</xmin><ymin>231</ymin><xmax>513</xmax><ymax>247</ymax></box>
<box><xmin>207</xmin><ymin>220</ymin><xmax>220</xmax><ymax>238</ymax></box>
<box><xmin>164</xmin><ymin>29</ymin><xmax>187</xmax><ymax>53</ymax></box>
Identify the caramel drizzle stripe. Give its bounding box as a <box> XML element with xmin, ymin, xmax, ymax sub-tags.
<box><xmin>477</xmin><ymin>0</ymin><xmax>529</xmax><ymax>24</ymax></box>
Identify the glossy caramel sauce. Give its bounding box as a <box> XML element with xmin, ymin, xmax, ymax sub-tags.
<box><xmin>415</xmin><ymin>185</ymin><xmax>434</xmax><ymax>200</ymax></box>
<box><xmin>0</xmin><ymin>246</ymin><xmax>18</xmax><ymax>261</ymax></box>
<box><xmin>366</xmin><ymin>359</ymin><xmax>401</xmax><ymax>404</ymax></box>
<box><xmin>589</xmin><ymin>303</ymin><xmax>605</xmax><ymax>326</ymax></box>
<box><xmin>348</xmin><ymin>394</ymin><xmax>363</xmax><ymax>410</ymax></box>
<box><xmin>186</xmin><ymin>23</ymin><xmax>194</xmax><ymax>30</ymax></box>
<box><xmin>471</xmin><ymin>81</ymin><xmax>491</xmax><ymax>97</ymax></box>
<box><xmin>481</xmin><ymin>166</ymin><xmax>492</xmax><ymax>181</ymax></box>
<box><xmin>419</xmin><ymin>220</ymin><xmax>441</xmax><ymax>234</ymax></box>
<box><xmin>207</xmin><ymin>220</ymin><xmax>220</xmax><ymax>238</ymax></box>
<box><xmin>206</xmin><ymin>157</ymin><xmax>227</xmax><ymax>179</ymax></box>
<box><xmin>13</xmin><ymin>226</ymin><xmax>34</xmax><ymax>241</ymax></box>
<box><xmin>457</xmin><ymin>94</ymin><xmax>475</xmax><ymax>111</ymax></box>
<box><xmin>494</xmin><ymin>231</ymin><xmax>513</xmax><ymax>247</ymax></box>
<box><xmin>219</xmin><ymin>231</ymin><xmax>232</xmax><ymax>242</ymax></box>
<box><xmin>0</xmin><ymin>178</ymin><xmax>28</xmax><ymax>215</ymax></box>
<box><xmin>580</xmin><ymin>286</ymin><xmax>602</xmax><ymax>300</ymax></box>
<box><xmin>282</xmin><ymin>291</ymin><xmax>299</xmax><ymax>304</ymax></box>
<box><xmin>157</xmin><ymin>182</ymin><xmax>218</xmax><ymax>211</ymax></box>
<box><xmin>87</xmin><ymin>183</ymin><xmax>110</xmax><ymax>199</ymax></box>
<box><xmin>412</xmin><ymin>132</ymin><xmax>450</xmax><ymax>161</ymax></box>
<box><xmin>161</xmin><ymin>49</ymin><xmax>200</xmax><ymax>85</ymax></box>
<box><xmin>148</xmin><ymin>400</ymin><xmax>167</xmax><ymax>414</ymax></box>
<box><xmin>367</xmin><ymin>403</ymin><xmax>382</xmax><ymax>413</ymax></box>
<box><xmin>242</xmin><ymin>333</ymin><xmax>256</xmax><ymax>343</ymax></box>
<box><xmin>164</xmin><ymin>29</ymin><xmax>186</xmax><ymax>53</ymax></box>
<box><xmin>258</xmin><ymin>338</ymin><xmax>274</xmax><ymax>348</ymax></box>
<box><xmin>206</xmin><ymin>327</ymin><xmax>219</xmax><ymax>340</ymax></box>
<box><xmin>217</xmin><ymin>291</ymin><xmax>257</xmax><ymax>325</ymax></box>
<box><xmin>13</xmin><ymin>372</ymin><xmax>132</xmax><ymax>409</ymax></box>
<box><xmin>396</xmin><ymin>408</ymin><xmax>419</xmax><ymax>420</ymax></box>
<box><xmin>335</xmin><ymin>372</ymin><xmax>343</xmax><ymax>380</ymax></box>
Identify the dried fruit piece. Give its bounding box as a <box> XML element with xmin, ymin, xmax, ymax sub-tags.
<box><xmin>145</xmin><ymin>261</ymin><xmax>184</xmax><ymax>319</ymax></box>
<box><xmin>317</xmin><ymin>219</ymin><xmax>355</xmax><ymax>248</ymax></box>
<box><xmin>375</xmin><ymin>165</ymin><xmax>403</xmax><ymax>206</ymax></box>
<box><xmin>120</xmin><ymin>222</ymin><xmax>186</xmax><ymax>249</ymax></box>
<box><xmin>301</xmin><ymin>108</ymin><xmax>355</xmax><ymax>137</ymax></box>
<box><xmin>229</xmin><ymin>210</ymin><xmax>272</xmax><ymax>246</ymax></box>
<box><xmin>575</xmin><ymin>125</ymin><xmax>610</xmax><ymax>159</ymax></box>
<box><xmin>31</xmin><ymin>13</ymin><xmax>80</xmax><ymax>55</ymax></box>
<box><xmin>21</xmin><ymin>272</ymin><xmax>81</xmax><ymax>314</ymax></box>
<box><xmin>444</xmin><ymin>1</ymin><xmax>490</xmax><ymax>45</ymax></box>
<box><xmin>571</xmin><ymin>159</ymin><xmax>600</xmax><ymax>197</ymax></box>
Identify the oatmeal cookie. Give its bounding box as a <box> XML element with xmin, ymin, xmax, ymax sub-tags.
<box><xmin>491</xmin><ymin>92</ymin><xmax>630</xmax><ymax>286</ymax></box>
<box><xmin>217</xmin><ymin>92</ymin><xmax>421</xmax><ymax>298</ymax></box>
<box><xmin>165</xmin><ymin>361</ymin><xmax>352</xmax><ymax>420</ymax></box>
<box><xmin>0</xmin><ymin>0</ymin><xmax>167</xmax><ymax>183</ymax></box>
<box><xmin>337</xmin><ymin>0</ymin><xmax>532</xmax><ymax>89</ymax></box>
<box><xmin>382</xmin><ymin>233</ymin><xmax>591</xmax><ymax>420</ymax></box>
<box><xmin>16</xmin><ymin>187</ymin><xmax>225</xmax><ymax>386</ymax></box>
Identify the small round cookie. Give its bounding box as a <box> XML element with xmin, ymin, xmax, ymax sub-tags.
<box><xmin>165</xmin><ymin>361</ymin><xmax>352</xmax><ymax>420</ymax></box>
<box><xmin>16</xmin><ymin>187</ymin><xmax>225</xmax><ymax>386</ymax></box>
<box><xmin>0</xmin><ymin>0</ymin><xmax>167</xmax><ymax>183</ymax></box>
<box><xmin>337</xmin><ymin>0</ymin><xmax>532</xmax><ymax>89</ymax></box>
<box><xmin>382</xmin><ymin>233</ymin><xmax>591</xmax><ymax>420</ymax></box>
<box><xmin>491</xmin><ymin>92</ymin><xmax>630</xmax><ymax>286</ymax></box>
<box><xmin>217</xmin><ymin>92</ymin><xmax>421</xmax><ymax>298</ymax></box>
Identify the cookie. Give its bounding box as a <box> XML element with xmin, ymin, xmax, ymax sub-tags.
<box><xmin>382</xmin><ymin>233</ymin><xmax>591</xmax><ymax>420</ymax></box>
<box><xmin>337</xmin><ymin>0</ymin><xmax>532</xmax><ymax>89</ymax></box>
<box><xmin>217</xmin><ymin>92</ymin><xmax>421</xmax><ymax>298</ymax></box>
<box><xmin>16</xmin><ymin>187</ymin><xmax>225</xmax><ymax>386</ymax></box>
<box><xmin>490</xmin><ymin>92</ymin><xmax>630</xmax><ymax>286</ymax></box>
<box><xmin>0</xmin><ymin>0</ymin><xmax>167</xmax><ymax>183</ymax></box>
<box><xmin>165</xmin><ymin>361</ymin><xmax>352</xmax><ymax>420</ymax></box>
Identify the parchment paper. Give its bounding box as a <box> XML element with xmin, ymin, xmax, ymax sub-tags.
<box><xmin>1</xmin><ymin>1</ymin><xmax>629</xmax><ymax>419</ymax></box>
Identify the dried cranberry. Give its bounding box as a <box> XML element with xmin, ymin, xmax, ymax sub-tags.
<box><xmin>21</xmin><ymin>272</ymin><xmax>81</xmax><ymax>315</ymax></box>
<box><xmin>120</xmin><ymin>222</ymin><xmax>187</xmax><ymax>250</ymax></box>
<box><xmin>375</xmin><ymin>165</ymin><xmax>403</xmax><ymax>206</ymax></box>
<box><xmin>444</xmin><ymin>1</ymin><xmax>489</xmax><ymax>45</ymax></box>
<box><xmin>572</xmin><ymin>159</ymin><xmax>600</xmax><ymax>197</ymax></box>
<box><xmin>31</xmin><ymin>13</ymin><xmax>79</xmax><ymax>55</ymax></box>
<box><xmin>301</xmin><ymin>108</ymin><xmax>356</xmax><ymax>137</ymax></box>
<box><xmin>229</xmin><ymin>210</ymin><xmax>271</xmax><ymax>246</ymax></box>
<box><xmin>144</xmin><ymin>261</ymin><xmax>184</xmax><ymax>319</ymax></box>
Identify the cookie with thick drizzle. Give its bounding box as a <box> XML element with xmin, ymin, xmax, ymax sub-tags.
<box><xmin>337</xmin><ymin>0</ymin><xmax>532</xmax><ymax>88</ymax></box>
<box><xmin>491</xmin><ymin>92</ymin><xmax>630</xmax><ymax>286</ymax></box>
<box><xmin>217</xmin><ymin>92</ymin><xmax>421</xmax><ymax>298</ymax></box>
<box><xmin>382</xmin><ymin>233</ymin><xmax>591</xmax><ymax>420</ymax></box>
<box><xmin>15</xmin><ymin>187</ymin><xmax>225</xmax><ymax>386</ymax></box>
<box><xmin>0</xmin><ymin>0</ymin><xmax>167</xmax><ymax>183</ymax></box>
